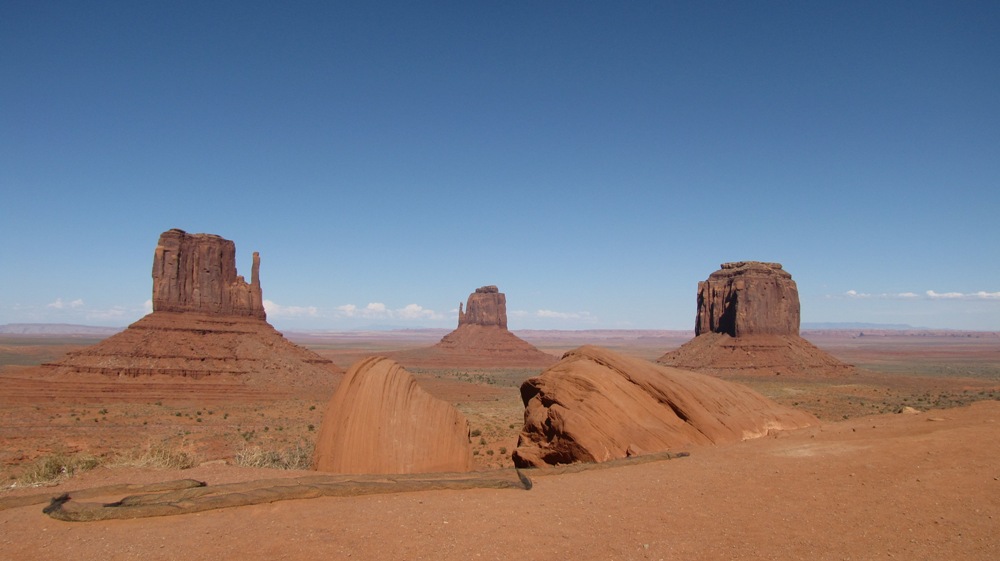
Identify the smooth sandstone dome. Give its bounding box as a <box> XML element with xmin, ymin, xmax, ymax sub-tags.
<box><xmin>313</xmin><ymin>357</ymin><xmax>473</xmax><ymax>474</ymax></box>
<box><xmin>513</xmin><ymin>345</ymin><xmax>818</xmax><ymax>468</ymax></box>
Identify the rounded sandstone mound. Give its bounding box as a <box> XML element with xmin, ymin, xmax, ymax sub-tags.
<box><xmin>513</xmin><ymin>345</ymin><xmax>818</xmax><ymax>468</ymax></box>
<box><xmin>313</xmin><ymin>357</ymin><xmax>473</xmax><ymax>474</ymax></box>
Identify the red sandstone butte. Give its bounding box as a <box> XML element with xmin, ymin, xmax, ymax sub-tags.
<box><xmin>152</xmin><ymin>228</ymin><xmax>266</xmax><ymax>319</ymax></box>
<box><xmin>389</xmin><ymin>285</ymin><xmax>556</xmax><ymax>368</ymax></box>
<box><xmin>658</xmin><ymin>261</ymin><xmax>854</xmax><ymax>377</ymax></box>
<box><xmin>513</xmin><ymin>345</ymin><xmax>817</xmax><ymax>468</ymax></box>
<box><xmin>42</xmin><ymin>229</ymin><xmax>340</xmax><ymax>391</ymax></box>
<box><xmin>313</xmin><ymin>356</ymin><xmax>473</xmax><ymax>474</ymax></box>
<box><xmin>695</xmin><ymin>261</ymin><xmax>798</xmax><ymax>336</ymax></box>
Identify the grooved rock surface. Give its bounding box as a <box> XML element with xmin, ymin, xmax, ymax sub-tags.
<box><xmin>313</xmin><ymin>357</ymin><xmax>473</xmax><ymax>474</ymax></box>
<box><xmin>659</xmin><ymin>261</ymin><xmax>855</xmax><ymax>378</ymax></box>
<box><xmin>458</xmin><ymin>285</ymin><xmax>506</xmax><ymax>328</ymax></box>
<box><xmin>152</xmin><ymin>229</ymin><xmax>265</xmax><ymax>319</ymax></box>
<box><xmin>389</xmin><ymin>286</ymin><xmax>556</xmax><ymax>368</ymax></box>
<box><xmin>696</xmin><ymin>261</ymin><xmax>798</xmax><ymax>337</ymax></box>
<box><xmin>42</xmin><ymin>229</ymin><xmax>340</xmax><ymax>392</ymax></box>
<box><xmin>513</xmin><ymin>345</ymin><xmax>817</xmax><ymax>468</ymax></box>
<box><xmin>657</xmin><ymin>332</ymin><xmax>855</xmax><ymax>378</ymax></box>
<box><xmin>42</xmin><ymin>312</ymin><xmax>340</xmax><ymax>391</ymax></box>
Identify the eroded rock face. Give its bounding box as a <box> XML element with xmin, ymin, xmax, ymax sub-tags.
<box><xmin>513</xmin><ymin>346</ymin><xmax>817</xmax><ymax>468</ymax></box>
<box><xmin>43</xmin><ymin>229</ymin><xmax>341</xmax><ymax>391</ymax></box>
<box><xmin>388</xmin><ymin>285</ymin><xmax>556</xmax><ymax>368</ymax></box>
<box><xmin>659</xmin><ymin>261</ymin><xmax>854</xmax><ymax>377</ymax></box>
<box><xmin>313</xmin><ymin>357</ymin><xmax>473</xmax><ymax>474</ymax></box>
<box><xmin>457</xmin><ymin>285</ymin><xmax>507</xmax><ymax>329</ymax></box>
<box><xmin>152</xmin><ymin>229</ymin><xmax>265</xmax><ymax>319</ymax></box>
<box><xmin>696</xmin><ymin>261</ymin><xmax>798</xmax><ymax>337</ymax></box>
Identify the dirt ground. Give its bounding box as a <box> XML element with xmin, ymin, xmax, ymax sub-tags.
<box><xmin>1</xmin><ymin>330</ymin><xmax>998</xmax><ymax>559</ymax></box>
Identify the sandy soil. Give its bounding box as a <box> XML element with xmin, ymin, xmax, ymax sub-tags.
<box><xmin>1</xmin><ymin>401</ymin><xmax>997</xmax><ymax>560</ymax></box>
<box><xmin>1</xmin><ymin>330</ymin><xmax>998</xmax><ymax>559</ymax></box>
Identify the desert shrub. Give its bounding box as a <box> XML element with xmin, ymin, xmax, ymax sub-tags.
<box><xmin>233</xmin><ymin>442</ymin><xmax>314</xmax><ymax>470</ymax></box>
<box><xmin>470</xmin><ymin>429</ymin><xmax>482</xmax><ymax>437</ymax></box>
<box><xmin>111</xmin><ymin>442</ymin><xmax>198</xmax><ymax>470</ymax></box>
<box><xmin>16</xmin><ymin>452</ymin><xmax>100</xmax><ymax>485</ymax></box>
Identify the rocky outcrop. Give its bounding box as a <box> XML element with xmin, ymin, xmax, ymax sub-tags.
<box><xmin>659</xmin><ymin>261</ymin><xmax>855</xmax><ymax>377</ymax></box>
<box><xmin>458</xmin><ymin>286</ymin><xmax>507</xmax><ymax>328</ymax></box>
<box><xmin>152</xmin><ymin>229</ymin><xmax>265</xmax><ymax>319</ymax></box>
<box><xmin>696</xmin><ymin>261</ymin><xmax>798</xmax><ymax>336</ymax></box>
<box><xmin>389</xmin><ymin>285</ymin><xmax>556</xmax><ymax>368</ymax></box>
<box><xmin>513</xmin><ymin>346</ymin><xmax>817</xmax><ymax>468</ymax></box>
<box><xmin>313</xmin><ymin>357</ymin><xmax>473</xmax><ymax>474</ymax></box>
<box><xmin>43</xmin><ymin>229</ymin><xmax>341</xmax><ymax>392</ymax></box>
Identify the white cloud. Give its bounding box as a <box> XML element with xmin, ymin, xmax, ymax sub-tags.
<box><xmin>263</xmin><ymin>299</ymin><xmax>319</xmax><ymax>318</ymax></box>
<box><xmin>144</xmin><ymin>299</ymin><xmax>153</xmax><ymax>313</ymax></box>
<box><xmin>510</xmin><ymin>309</ymin><xmax>597</xmax><ymax>322</ymax></box>
<box><xmin>335</xmin><ymin>302</ymin><xmax>443</xmax><ymax>321</ymax></box>
<box><xmin>925</xmin><ymin>290</ymin><xmax>1000</xmax><ymax>300</ymax></box>
<box><xmin>397</xmin><ymin>303</ymin><xmax>444</xmax><ymax>320</ymax></box>
<box><xmin>86</xmin><ymin>306</ymin><xmax>129</xmax><ymax>321</ymax></box>
<box><xmin>926</xmin><ymin>290</ymin><xmax>964</xmax><ymax>299</ymax></box>
<box><xmin>839</xmin><ymin>290</ymin><xmax>1000</xmax><ymax>301</ymax></box>
<box><xmin>366</xmin><ymin>302</ymin><xmax>387</xmax><ymax>314</ymax></box>
<box><xmin>47</xmin><ymin>298</ymin><xmax>84</xmax><ymax>309</ymax></box>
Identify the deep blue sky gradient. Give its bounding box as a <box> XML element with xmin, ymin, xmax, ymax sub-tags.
<box><xmin>2</xmin><ymin>2</ymin><xmax>998</xmax><ymax>330</ymax></box>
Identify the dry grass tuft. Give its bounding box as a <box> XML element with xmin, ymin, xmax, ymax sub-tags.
<box><xmin>233</xmin><ymin>442</ymin><xmax>314</xmax><ymax>470</ymax></box>
<box><xmin>15</xmin><ymin>452</ymin><xmax>101</xmax><ymax>486</ymax></box>
<box><xmin>108</xmin><ymin>442</ymin><xmax>199</xmax><ymax>470</ymax></box>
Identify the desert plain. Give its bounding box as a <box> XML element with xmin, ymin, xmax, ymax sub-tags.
<box><xmin>0</xmin><ymin>328</ymin><xmax>998</xmax><ymax>560</ymax></box>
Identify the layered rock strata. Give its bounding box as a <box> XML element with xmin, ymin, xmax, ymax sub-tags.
<box><xmin>659</xmin><ymin>261</ymin><xmax>854</xmax><ymax>377</ymax></box>
<box><xmin>43</xmin><ymin>229</ymin><xmax>340</xmax><ymax>391</ymax></box>
<box><xmin>313</xmin><ymin>357</ymin><xmax>473</xmax><ymax>474</ymax></box>
<box><xmin>389</xmin><ymin>285</ymin><xmax>556</xmax><ymax>368</ymax></box>
<box><xmin>513</xmin><ymin>346</ymin><xmax>817</xmax><ymax>468</ymax></box>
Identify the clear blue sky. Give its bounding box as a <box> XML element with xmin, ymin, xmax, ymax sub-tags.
<box><xmin>2</xmin><ymin>1</ymin><xmax>998</xmax><ymax>331</ymax></box>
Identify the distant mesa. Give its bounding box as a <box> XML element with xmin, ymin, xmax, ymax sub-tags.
<box><xmin>388</xmin><ymin>285</ymin><xmax>557</xmax><ymax>368</ymax></box>
<box><xmin>658</xmin><ymin>261</ymin><xmax>855</xmax><ymax>377</ymax></box>
<box><xmin>457</xmin><ymin>285</ymin><xmax>506</xmax><ymax>328</ymax></box>
<box><xmin>512</xmin><ymin>345</ymin><xmax>817</xmax><ymax>468</ymax></box>
<box><xmin>313</xmin><ymin>356</ymin><xmax>473</xmax><ymax>474</ymax></box>
<box><xmin>43</xmin><ymin>229</ymin><xmax>341</xmax><ymax>391</ymax></box>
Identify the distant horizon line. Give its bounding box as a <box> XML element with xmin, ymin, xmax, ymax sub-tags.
<box><xmin>2</xmin><ymin>321</ymin><xmax>998</xmax><ymax>335</ymax></box>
